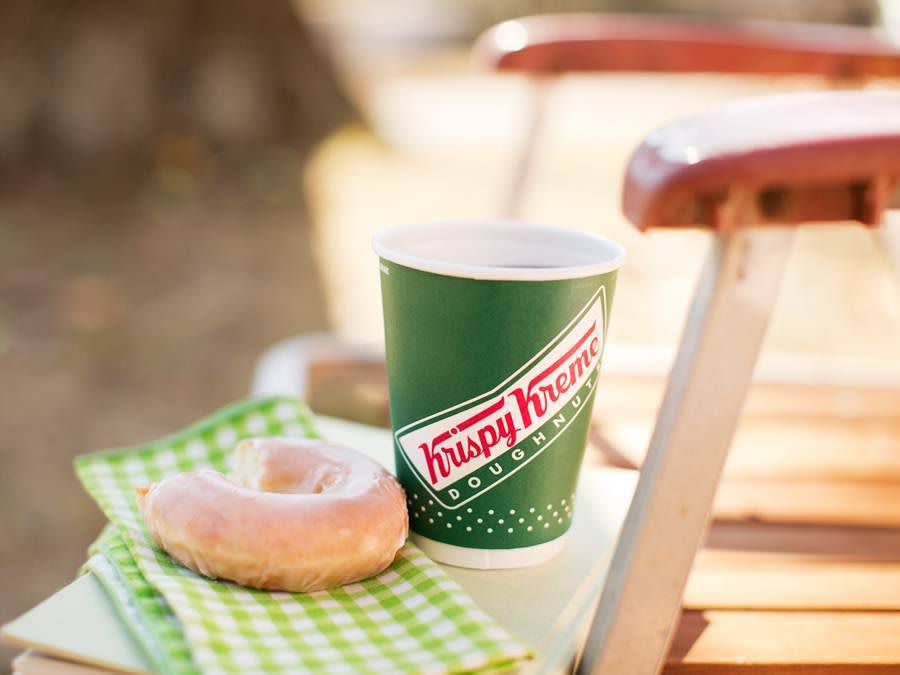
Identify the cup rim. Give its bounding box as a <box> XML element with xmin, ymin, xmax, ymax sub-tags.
<box><xmin>372</xmin><ymin>220</ymin><xmax>625</xmax><ymax>281</ymax></box>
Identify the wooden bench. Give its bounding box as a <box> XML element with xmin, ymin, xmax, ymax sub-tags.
<box><xmin>474</xmin><ymin>15</ymin><xmax>900</xmax><ymax>674</ymax></box>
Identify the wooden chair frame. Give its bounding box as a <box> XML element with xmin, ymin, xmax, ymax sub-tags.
<box><xmin>475</xmin><ymin>14</ymin><xmax>900</xmax><ymax>674</ymax></box>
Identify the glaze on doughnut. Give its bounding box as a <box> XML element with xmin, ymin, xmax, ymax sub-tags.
<box><xmin>136</xmin><ymin>437</ymin><xmax>408</xmax><ymax>592</ymax></box>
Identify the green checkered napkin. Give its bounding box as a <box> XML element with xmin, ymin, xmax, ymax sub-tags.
<box><xmin>84</xmin><ymin>526</ymin><xmax>194</xmax><ymax>674</ymax></box>
<box><xmin>75</xmin><ymin>397</ymin><xmax>530</xmax><ymax>675</ymax></box>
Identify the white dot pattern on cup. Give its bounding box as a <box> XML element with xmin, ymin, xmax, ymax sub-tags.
<box><xmin>408</xmin><ymin>496</ymin><xmax>576</xmax><ymax>540</ymax></box>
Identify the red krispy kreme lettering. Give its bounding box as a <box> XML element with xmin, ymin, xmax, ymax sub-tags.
<box><xmin>397</xmin><ymin>288</ymin><xmax>608</xmax><ymax>495</ymax></box>
<box><xmin>417</xmin><ymin>320</ymin><xmax>601</xmax><ymax>487</ymax></box>
<box><xmin>417</xmin><ymin>398</ymin><xmax>520</xmax><ymax>485</ymax></box>
<box><xmin>509</xmin><ymin>322</ymin><xmax>597</xmax><ymax>428</ymax></box>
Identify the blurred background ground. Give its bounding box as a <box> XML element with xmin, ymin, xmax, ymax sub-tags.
<box><xmin>0</xmin><ymin>1</ymin><xmax>348</xmax><ymax>665</ymax></box>
<box><xmin>0</xmin><ymin>173</ymin><xmax>328</xmax><ymax>634</ymax></box>
<box><xmin>1</xmin><ymin>0</ymin><xmax>896</xmax><ymax>671</ymax></box>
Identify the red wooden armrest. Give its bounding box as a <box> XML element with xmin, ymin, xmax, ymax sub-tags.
<box><xmin>475</xmin><ymin>14</ymin><xmax>900</xmax><ymax>78</ymax></box>
<box><xmin>623</xmin><ymin>90</ymin><xmax>900</xmax><ymax>230</ymax></box>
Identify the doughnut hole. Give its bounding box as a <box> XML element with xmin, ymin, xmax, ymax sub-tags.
<box><xmin>232</xmin><ymin>438</ymin><xmax>349</xmax><ymax>494</ymax></box>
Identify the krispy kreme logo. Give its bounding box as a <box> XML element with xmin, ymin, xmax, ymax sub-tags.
<box><xmin>395</xmin><ymin>286</ymin><xmax>607</xmax><ymax>509</ymax></box>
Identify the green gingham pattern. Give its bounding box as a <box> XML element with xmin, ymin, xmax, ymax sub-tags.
<box><xmin>84</xmin><ymin>526</ymin><xmax>194</xmax><ymax>674</ymax></box>
<box><xmin>75</xmin><ymin>397</ymin><xmax>530</xmax><ymax>674</ymax></box>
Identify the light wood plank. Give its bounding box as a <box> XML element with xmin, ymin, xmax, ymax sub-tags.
<box><xmin>579</xmin><ymin>229</ymin><xmax>795</xmax><ymax>675</ymax></box>
<box><xmin>684</xmin><ymin>523</ymin><xmax>900</xmax><ymax>611</ymax></box>
<box><xmin>593</xmin><ymin>378</ymin><xmax>900</xmax><ymax>481</ymax></box>
<box><xmin>665</xmin><ymin>664</ymin><xmax>900</xmax><ymax>674</ymax></box>
<box><xmin>715</xmin><ymin>479</ymin><xmax>900</xmax><ymax>526</ymax></box>
<box><xmin>596</xmin><ymin>413</ymin><xmax>900</xmax><ymax>481</ymax></box>
<box><xmin>686</xmin><ymin>550</ymin><xmax>900</xmax><ymax>610</ymax></box>
<box><xmin>594</xmin><ymin>376</ymin><xmax>900</xmax><ymax>420</ymax></box>
<box><xmin>684</xmin><ymin>522</ymin><xmax>900</xmax><ymax>611</ymax></box>
<box><xmin>878</xmin><ymin>212</ymin><xmax>900</xmax><ymax>289</ymax></box>
<box><xmin>666</xmin><ymin>611</ymin><xmax>900</xmax><ymax>673</ymax></box>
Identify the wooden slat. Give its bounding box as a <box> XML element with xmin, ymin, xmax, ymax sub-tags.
<box><xmin>714</xmin><ymin>479</ymin><xmax>900</xmax><ymax>526</ymax></box>
<box><xmin>685</xmin><ymin>523</ymin><xmax>900</xmax><ymax>611</ymax></box>
<box><xmin>666</xmin><ymin>611</ymin><xmax>900</xmax><ymax>673</ymax></box>
<box><xmin>306</xmin><ymin>358</ymin><xmax>390</xmax><ymax>428</ymax></box>
<box><xmin>593</xmin><ymin>377</ymin><xmax>900</xmax><ymax>482</ymax></box>
<box><xmin>686</xmin><ymin>550</ymin><xmax>900</xmax><ymax>610</ymax></box>
<box><xmin>705</xmin><ymin>522</ymin><xmax>900</xmax><ymax>558</ymax></box>
<box><xmin>597</xmin><ymin>415</ymin><xmax>900</xmax><ymax>481</ymax></box>
<box><xmin>880</xmin><ymin>215</ymin><xmax>900</xmax><ymax>286</ymax></box>
<box><xmin>686</xmin><ymin>523</ymin><xmax>900</xmax><ymax>610</ymax></box>
<box><xmin>593</xmin><ymin>376</ymin><xmax>900</xmax><ymax>419</ymax></box>
<box><xmin>722</xmin><ymin>419</ymin><xmax>900</xmax><ymax>481</ymax></box>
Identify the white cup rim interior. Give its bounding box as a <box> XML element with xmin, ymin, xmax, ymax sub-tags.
<box><xmin>372</xmin><ymin>221</ymin><xmax>625</xmax><ymax>281</ymax></box>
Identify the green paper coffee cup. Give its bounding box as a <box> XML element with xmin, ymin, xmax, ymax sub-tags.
<box><xmin>374</xmin><ymin>222</ymin><xmax>624</xmax><ymax>569</ymax></box>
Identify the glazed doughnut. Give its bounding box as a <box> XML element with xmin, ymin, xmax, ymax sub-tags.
<box><xmin>135</xmin><ymin>437</ymin><xmax>408</xmax><ymax>592</ymax></box>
